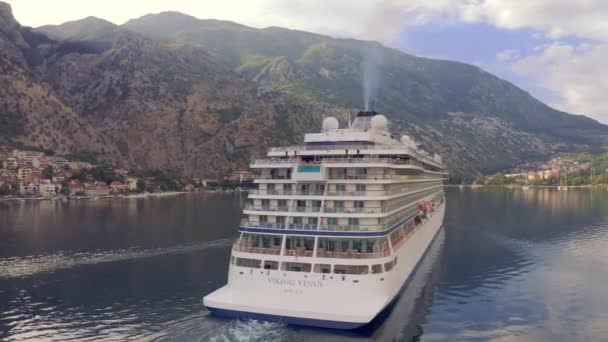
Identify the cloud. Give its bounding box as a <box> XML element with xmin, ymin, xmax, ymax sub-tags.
<box><xmin>512</xmin><ymin>42</ymin><xmax>608</xmax><ymax>121</ymax></box>
<box><xmin>496</xmin><ymin>49</ymin><xmax>520</xmax><ymax>62</ymax></box>
<box><xmin>457</xmin><ymin>0</ymin><xmax>608</xmax><ymax>41</ymax></box>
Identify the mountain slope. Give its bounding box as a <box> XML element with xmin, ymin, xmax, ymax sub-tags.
<box><xmin>1</xmin><ymin>3</ymin><xmax>343</xmax><ymax>177</ymax></box>
<box><xmin>120</xmin><ymin>12</ymin><xmax>608</xmax><ymax>175</ymax></box>
<box><xmin>37</xmin><ymin>16</ymin><xmax>117</xmax><ymax>42</ymax></box>
<box><xmin>3</xmin><ymin>6</ymin><xmax>604</xmax><ymax>177</ymax></box>
<box><xmin>0</xmin><ymin>3</ymin><xmax>118</xmax><ymax>156</ymax></box>
<box><xmin>40</xmin><ymin>30</ymin><xmax>341</xmax><ymax>176</ymax></box>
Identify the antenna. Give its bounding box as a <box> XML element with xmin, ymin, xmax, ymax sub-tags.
<box><xmin>370</xmin><ymin>99</ymin><xmax>375</xmax><ymax>112</ymax></box>
<box><xmin>348</xmin><ymin>112</ymin><xmax>352</xmax><ymax>128</ymax></box>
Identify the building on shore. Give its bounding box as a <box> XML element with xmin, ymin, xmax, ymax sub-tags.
<box><xmin>84</xmin><ymin>182</ymin><xmax>110</xmax><ymax>196</ymax></box>
<box><xmin>230</xmin><ymin>171</ymin><xmax>254</xmax><ymax>183</ymax></box>
<box><xmin>109</xmin><ymin>181</ymin><xmax>126</xmax><ymax>193</ymax></box>
<box><xmin>126</xmin><ymin>177</ymin><xmax>138</xmax><ymax>191</ymax></box>
<box><xmin>19</xmin><ymin>182</ymin><xmax>38</xmax><ymax>196</ymax></box>
<box><xmin>39</xmin><ymin>180</ymin><xmax>61</xmax><ymax>197</ymax></box>
<box><xmin>68</xmin><ymin>180</ymin><xmax>85</xmax><ymax>195</ymax></box>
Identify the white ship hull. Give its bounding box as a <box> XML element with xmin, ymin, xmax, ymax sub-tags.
<box><xmin>203</xmin><ymin>201</ymin><xmax>445</xmax><ymax>329</ymax></box>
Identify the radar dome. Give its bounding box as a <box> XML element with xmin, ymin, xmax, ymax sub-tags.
<box><xmin>370</xmin><ymin>115</ymin><xmax>388</xmax><ymax>131</ymax></box>
<box><xmin>400</xmin><ymin>135</ymin><xmax>411</xmax><ymax>145</ymax></box>
<box><xmin>322</xmin><ymin>117</ymin><xmax>339</xmax><ymax>131</ymax></box>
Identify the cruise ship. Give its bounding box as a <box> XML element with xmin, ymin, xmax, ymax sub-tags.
<box><xmin>203</xmin><ymin>110</ymin><xmax>447</xmax><ymax>329</ymax></box>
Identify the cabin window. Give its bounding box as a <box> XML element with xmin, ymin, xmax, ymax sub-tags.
<box><xmin>335</xmin><ymin>184</ymin><xmax>346</xmax><ymax>192</ymax></box>
<box><xmin>356</xmin><ymin>184</ymin><xmax>366</xmax><ymax>192</ymax></box>
<box><xmin>356</xmin><ymin>168</ymin><xmax>367</xmax><ymax>176</ymax></box>
<box><xmin>334</xmin><ymin>265</ymin><xmax>369</xmax><ymax>275</ymax></box>
<box><xmin>285</xmin><ymin>236</ymin><xmax>314</xmax><ymax>256</ymax></box>
<box><xmin>263</xmin><ymin>260</ymin><xmax>279</xmax><ymax>270</ymax></box>
<box><xmin>314</xmin><ymin>264</ymin><xmax>332</xmax><ymax>273</ymax></box>
<box><xmin>384</xmin><ymin>260</ymin><xmax>394</xmax><ymax>272</ymax></box>
<box><xmin>236</xmin><ymin>258</ymin><xmax>261</xmax><ymax>268</ymax></box>
<box><xmin>267</xmin><ymin>183</ymin><xmax>275</xmax><ymax>191</ymax></box>
<box><xmin>283</xmin><ymin>184</ymin><xmax>292</xmax><ymax>192</ymax></box>
<box><xmin>241</xmin><ymin>233</ymin><xmax>282</xmax><ymax>251</ymax></box>
<box><xmin>281</xmin><ymin>262</ymin><xmax>312</xmax><ymax>272</ymax></box>
<box><xmin>354</xmin><ymin>200</ymin><xmax>365</xmax><ymax>208</ymax></box>
<box><xmin>371</xmin><ymin>264</ymin><xmax>383</xmax><ymax>274</ymax></box>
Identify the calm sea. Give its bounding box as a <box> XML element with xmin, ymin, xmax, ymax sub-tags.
<box><xmin>1</xmin><ymin>188</ymin><xmax>608</xmax><ymax>341</ymax></box>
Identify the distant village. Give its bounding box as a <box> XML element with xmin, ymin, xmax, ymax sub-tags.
<box><xmin>0</xmin><ymin>146</ymin><xmax>255</xmax><ymax>199</ymax></box>
<box><xmin>476</xmin><ymin>153</ymin><xmax>608</xmax><ymax>186</ymax></box>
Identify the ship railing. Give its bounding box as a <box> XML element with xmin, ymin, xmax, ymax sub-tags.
<box><xmin>284</xmin><ymin>249</ymin><xmax>314</xmax><ymax>257</ymax></box>
<box><xmin>322</xmin><ymin>157</ymin><xmax>413</xmax><ymax>165</ymax></box>
<box><xmin>249</xmin><ymin>185</ymin><xmax>443</xmax><ymax>197</ymax></box>
<box><xmin>268</xmin><ymin>145</ymin><xmax>442</xmax><ymax>167</ymax></box>
<box><xmin>254</xmin><ymin>175</ymin><xmax>292</xmax><ymax>180</ymax></box>
<box><xmin>240</xmin><ymin>220</ymin><xmax>317</xmax><ymax>230</ymax></box>
<box><xmin>252</xmin><ymin>158</ymin><xmax>299</xmax><ymax>165</ymax></box>
<box><xmin>248</xmin><ymin>190</ymin><xmax>327</xmax><ymax>196</ymax></box>
<box><xmin>328</xmin><ymin>174</ymin><xmax>445</xmax><ymax>181</ymax></box>
<box><xmin>240</xmin><ymin>206</ymin><xmax>422</xmax><ymax>232</ymax></box>
<box><xmin>268</xmin><ymin>144</ymin><xmax>411</xmax><ymax>152</ymax></box>
<box><xmin>233</xmin><ymin>243</ymin><xmax>281</xmax><ymax>255</ymax></box>
<box><xmin>316</xmin><ymin>249</ymin><xmax>391</xmax><ymax>259</ymax></box>
<box><xmin>244</xmin><ymin>205</ymin><xmax>381</xmax><ymax>214</ymax></box>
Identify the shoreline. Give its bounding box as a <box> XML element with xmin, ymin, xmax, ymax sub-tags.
<box><xmin>0</xmin><ymin>188</ymin><xmax>254</xmax><ymax>202</ymax></box>
<box><xmin>446</xmin><ymin>184</ymin><xmax>608</xmax><ymax>189</ymax></box>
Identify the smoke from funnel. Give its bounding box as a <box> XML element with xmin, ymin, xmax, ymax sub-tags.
<box><xmin>362</xmin><ymin>43</ymin><xmax>384</xmax><ymax>111</ymax></box>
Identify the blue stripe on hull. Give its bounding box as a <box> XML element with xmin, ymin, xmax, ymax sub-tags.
<box><xmin>205</xmin><ymin>215</ymin><xmax>445</xmax><ymax>331</ymax></box>
<box><xmin>205</xmin><ymin>307</ymin><xmax>366</xmax><ymax>330</ymax></box>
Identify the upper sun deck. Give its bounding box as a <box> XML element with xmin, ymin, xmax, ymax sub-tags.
<box><xmin>261</xmin><ymin>111</ymin><xmax>445</xmax><ymax>171</ymax></box>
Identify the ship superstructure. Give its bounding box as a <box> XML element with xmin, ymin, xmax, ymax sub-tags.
<box><xmin>204</xmin><ymin>110</ymin><xmax>447</xmax><ymax>329</ymax></box>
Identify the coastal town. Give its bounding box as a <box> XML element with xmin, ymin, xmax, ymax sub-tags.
<box><xmin>473</xmin><ymin>153</ymin><xmax>608</xmax><ymax>187</ymax></box>
<box><xmin>0</xmin><ymin>146</ymin><xmax>255</xmax><ymax>199</ymax></box>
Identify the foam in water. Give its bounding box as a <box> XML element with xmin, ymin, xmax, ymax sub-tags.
<box><xmin>0</xmin><ymin>238</ymin><xmax>233</xmax><ymax>279</ymax></box>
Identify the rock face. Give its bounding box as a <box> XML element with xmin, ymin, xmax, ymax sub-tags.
<box><xmin>1</xmin><ymin>2</ymin><xmax>607</xmax><ymax>178</ymax></box>
<box><xmin>0</xmin><ymin>3</ymin><xmax>341</xmax><ymax>177</ymax></box>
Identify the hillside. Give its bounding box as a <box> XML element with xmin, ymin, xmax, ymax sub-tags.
<box><xmin>1</xmin><ymin>3</ymin><xmax>606</xmax><ymax>178</ymax></box>
<box><xmin>121</xmin><ymin>12</ymin><xmax>608</xmax><ymax>175</ymax></box>
<box><xmin>0</xmin><ymin>3</ymin><xmax>340</xmax><ymax>177</ymax></box>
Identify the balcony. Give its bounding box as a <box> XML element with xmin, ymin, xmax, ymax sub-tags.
<box><xmin>240</xmin><ymin>220</ymin><xmax>317</xmax><ymax>230</ymax></box>
<box><xmin>255</xmin><ymin>175</ymin><xmax>292</xmax><ymax>180</ymax></box>
<box><xmin>252</xmin><ymin>158</ymin><xmax>299</xmax><ymax>165</ymax></box>
<box><xmin>233</xmin><ymin>242</ymin><xmax>281</xmax><ymax>255</ymax></box>
<box><xmin>316</xmin><ymin>249</ymin><xmax>391</xmax><ymax>259</ymax></box>
<box><xmin>248</xmin><ymin>190</ymin><xmax>325</xmax><ymax>196</ymax></box>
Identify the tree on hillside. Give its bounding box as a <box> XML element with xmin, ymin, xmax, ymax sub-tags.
<box><xmin>42</xmin><ymin>165</ymin><xmax>55</xmax><ymax>180</ymax></box>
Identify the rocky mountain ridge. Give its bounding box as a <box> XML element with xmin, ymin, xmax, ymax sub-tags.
<box><xmin>1</xmin><ymin>3</ymin><xmax>607</xmax><ymax>178</ymax></box>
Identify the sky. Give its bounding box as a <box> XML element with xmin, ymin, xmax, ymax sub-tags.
<box><xmin>6</xmin><ymin>0</ymin><xmax>608</xmax><ymax>124</ymax></box>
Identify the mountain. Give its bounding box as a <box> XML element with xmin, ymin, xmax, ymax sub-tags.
<box><xmin>37</xmin><ymin>16</ymin><xmax>117</xmax><ymax>42</ymax></box>
<box><xmin>0</xmin><ymin>2</ymin><xmax>118</xmax><ymax>157</ymax></box>
<box><xmin>1</xmin><ymin>4</ymin><xmax>606</xmax><ymax>178</ymax></box>
<box><xmin>121</xmin><ymin>12</ymin><xmax>608</xmax><ymax>175</ymax></box>
<box><xmin>0</xmin><ymin>2</ymin><xmax>339</xmax><ymax>177</ymax></box>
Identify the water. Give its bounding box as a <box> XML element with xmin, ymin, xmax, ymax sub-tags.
<box><xmin>1</xmin><ymin>188</ymin><xmax>608</xmax><ymax>341</ymax></box>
